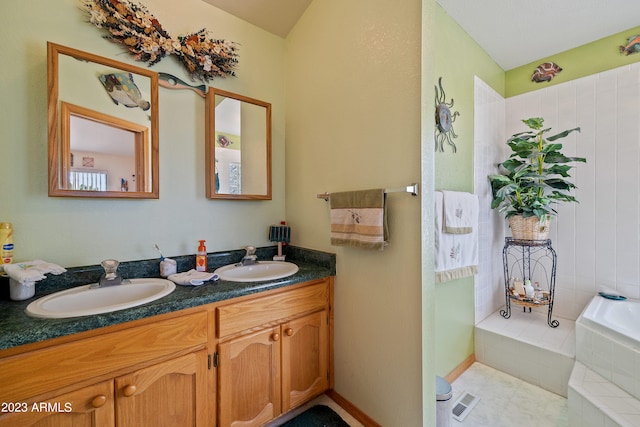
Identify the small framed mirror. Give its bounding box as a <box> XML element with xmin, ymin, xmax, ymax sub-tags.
<box><xmin>205</xmin><ymin>88</ymin><xmax>271</xmax><ymax>199</ymax></box>
<box><xmin>48</xmin><ymin>42</ymin><xmax>159</xmax><ymax>198</ymax></box>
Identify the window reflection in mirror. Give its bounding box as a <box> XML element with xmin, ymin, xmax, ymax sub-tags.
<box><xmin>48</xmin><ymin>42</ymin><xmax>159</xmax><ymax>198</ymax></box>
<box><xmin>205</xmin><ymin>88</ymin><xmax>271</xmax><ymax>200</ymax></box>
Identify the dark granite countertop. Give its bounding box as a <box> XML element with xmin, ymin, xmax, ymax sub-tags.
<box><xmin>0</xmin><ymin>246</ymin><xmax>335</xmax><ymax>352</ymax></box>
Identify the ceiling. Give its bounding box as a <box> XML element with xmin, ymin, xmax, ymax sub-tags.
<box><xmin>436</xmin><ymin>0</ymin><xmax>640</xmax><ymax>70</ymax></box>
<box><xmin>201</xmin><ymin>0</ymin><xmax>312</xmax><ymax>38</ymax></box>
<box><xmin>204</xmin><ymin>0</ymin><xmax>640</xmax><ymax>71</ymax></box>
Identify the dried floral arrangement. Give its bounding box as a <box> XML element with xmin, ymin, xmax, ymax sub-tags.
<box><xmin>83</xmin><ymin>0</ymin><xmax>239</xmax><ymax>82</ymax></box>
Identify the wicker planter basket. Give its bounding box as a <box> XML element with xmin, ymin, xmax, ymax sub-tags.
<box><xmin>508</xmin><ymin>215</ymin><xmax>550</xmax><ymax>240</ymax></box>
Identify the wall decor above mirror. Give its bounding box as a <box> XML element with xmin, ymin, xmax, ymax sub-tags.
<box><xmin>48</xmin><ymin>42</ymin><xmax>159</xmax><ymax>198</ymax></box>
<box><xmin>205</xmin><ymin>88</ymin><xmax>272</xmax><ymax>200</ymax></box>
<box><xmin>82</xmin><ymin>0</ymin><xmax>239</xmax><ymax>83</ymax></box>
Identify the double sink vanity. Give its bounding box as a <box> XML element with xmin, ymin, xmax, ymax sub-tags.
<box><xmin>0</xmin><ymin>246</ymin><xmax>335</xmax><ymax>427</ymax></box>
<box><xmin>5</xmin><ymin>37</ymin><xmax>323</xmax><ymax>427</ymax></box>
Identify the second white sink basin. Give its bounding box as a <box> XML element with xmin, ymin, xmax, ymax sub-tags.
<box><xmin>25</xmin><ymin>278</ymin><xmax>175</xmax><ymax>319</ymax></box>
<box><xmin>214</xmin><ymin>261</ymin><xmax>299</xmax><ymax>282</ymax></box>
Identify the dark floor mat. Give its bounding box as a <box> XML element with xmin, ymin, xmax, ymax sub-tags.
<box><xmin>278</xmin><ymin>405</ymin><xmax>351</xmax><ymax>427</ymax></box>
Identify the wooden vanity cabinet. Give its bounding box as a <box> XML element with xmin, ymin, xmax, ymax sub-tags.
<box><xmin>281</xmin><ymin>310</ymin><xmax>328</xmax><ymax>411</ymax></box>
<box><xmin>0</xmin><ymin>351</ymin><xmax>207</xmax><ymax>427</ymax></box>
<box><xmin>0</xmin><ymin>380</ymin><xmax>115</xmax><ymax>427</ymax></box>
<box><xmin>216</xmin><ymin>279</ymin><xmax>332</xmax><ymax>427</ymax></box>
<box><xmin>0</xmin><ymin>311</ymin><xmax>209</xmax><ymax>427</ymax></box>
<box><xmin>115</xmin><ymin>350</ymin><xmax>208</xmax><ymax>426</ymax></box>
<box><xmin>0</xmin><ymin>276</ymin><xmax>333</xmax><ymax>427</ymax></box>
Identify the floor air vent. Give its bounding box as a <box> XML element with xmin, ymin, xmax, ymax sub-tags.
<box><xmin>451</xmin><ymin>392</ymin><xmax>479</xmax><ymax>422</ymax></box>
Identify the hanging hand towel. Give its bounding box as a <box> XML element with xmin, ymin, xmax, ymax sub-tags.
<box><xmin>442</xmin><ymin>190</ymin><xmax>478</xmax><ymax>234</ymax></box>
<box><xmin>3</xmin><ymin>260</ymin><xmax>67</xmax><ymax>284</ymax></box>
<box><xmin>435</xmin><ymin>191</ymin><xmax>478</xmax><ymax>282</ymax></box>
<box><xmin>330</xmin><ymin>188</ymin><xmax>388</xmax><ymax>250</ymax></box>
<box><xmin>168</xmin><ymin>269</ymin><xmax>219</xmax><ymax>286</ymax></box>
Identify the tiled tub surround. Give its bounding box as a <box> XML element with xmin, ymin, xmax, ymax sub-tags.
<box><xmin>569</xmin><ymin>296</ymin><xmax>640</xmax><ymax>426</ymax></box>
<box><xmin>475</xmin><ymin>307</ymin><xmax>576</xmax><ymax>397</ymax></box>
<box><xmin>0</xmin><ymin>246</ymin><xmax>335</xmax><ymax>351</ymax></box>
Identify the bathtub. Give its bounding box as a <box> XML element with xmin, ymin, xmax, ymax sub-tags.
<box><xmin>575</xmin><ymin>294</ymin><xmax>640</xmax><ymax>400</ymax></box>
<box><xmin>579</xmin><ymin>295</ymin><xmax>640</xmax><ymax>350</ymax></box>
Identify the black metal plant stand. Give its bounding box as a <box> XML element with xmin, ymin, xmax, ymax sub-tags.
<box><xmin>500</xmin><ymin>238</ymin><xmax>559</xmax><ymax>328</ymax></box>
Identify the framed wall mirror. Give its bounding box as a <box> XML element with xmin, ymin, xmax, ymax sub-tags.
<box><xmin>205</xmin><ymin>88</ymin><xmax>271</xmax><ymax>199</ymax></box>
<box><xmin>48</xmin><ymin>42</ymin><xmax>159</xmax><ymax>198</ymax></box>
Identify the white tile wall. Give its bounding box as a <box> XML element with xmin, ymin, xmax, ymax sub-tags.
<box><xmin>575</xmin><ymin>320</ymin><xmax>640</xmax><ymax>402</ymax></box>
<box><xmin>474</xmin><ymin>63</ymin><xmax>640</xmax><ymax>323</ymax></box>
<box><xmin>569</xmin><ymin>361</ymin><xmax>640</xmax><ymax>427</ymax></box>
<box><xmin>475</xmin><ymin>309</ymin><xmax>575</xmax><ymax>397</ymax></box>
<box><xmin>473</xmin><ymin>76</ymin><xmax>507</xmax><ymax>324</ymax></box>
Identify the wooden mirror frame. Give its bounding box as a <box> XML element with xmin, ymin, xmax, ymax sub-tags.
<box><xmin>205</xmin><ymin>88</ymin><xmax>272</xmax><ymax>200</ymax></box>
<box><xmin>48</xmin><ymin>42</ymin><xmax>159</xmax><ymax>198</ymax></box>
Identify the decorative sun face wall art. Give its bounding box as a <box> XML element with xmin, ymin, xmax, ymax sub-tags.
<box><xmin>434</xmin><ymin>77</ymin><xmax>460</xmax><ymax>153</ymax></box>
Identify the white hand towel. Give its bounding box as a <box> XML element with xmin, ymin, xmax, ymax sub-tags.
<box><xmin>435</xmin><ymin>191</ymin><xmax>478</xmax><ymax>283</ymax></box>
<box><xmin>442</xmin><ymin>191</ymin><xmax>478</xmax><ymax>234</ymax></box>
<box><xmin>168</xmin><ymin>269</ymin><xmax>218</xmax><ymax>286</ymax></box>
<box><xmin>3</xmin><ymin>260</ymin><xmax>67</xmax><ymax>284</ymax></box>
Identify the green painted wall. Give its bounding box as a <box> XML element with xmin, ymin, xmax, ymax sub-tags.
<box><xmin>433</xmin><ymin>5</ymin><xmax>504</xmax><ymax>376</ymax></box>
<box><xmin>0</xmin><ymin>0</ymin><xmax>286</xmax><ymax>266</ymax></box>
<box><xmin>506</xmin><ymin>26</ymin><xmax>640</xmax><ymax>97</ymax></box>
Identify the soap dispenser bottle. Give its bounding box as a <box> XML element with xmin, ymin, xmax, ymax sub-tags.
<box><xmin>524</xmin><ymin>279</ymin><xmax>535</xmax><ymax>299</ymax></box>
<box><xmin>196</xmin><ymin>240</ymin><xmax>207</xmax><ymax>272</ymax></box>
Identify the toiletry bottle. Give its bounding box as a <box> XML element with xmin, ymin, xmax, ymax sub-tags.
<box><xmin>534</xmin><ymin>281</ymin><xmax>543</xmax><ymax>300</ymax></box>
<box><xmin>196</xmin><ymin>240</ymin><xmax>207</xmax><ymax>272</ymax></box>
<box><xmin>524</xmin><ymin>279</ymin><xmax>535</xmax><ymax>298</ymax></box>
<box><xmin>514</xmin><ymin>278</ymin><xmax>525</xmax><ymax>296</ymax></box>
<box><xmin>0</xmin><ymin>223</ymin><xmax>14</xmax><ymax>265</ymax></box>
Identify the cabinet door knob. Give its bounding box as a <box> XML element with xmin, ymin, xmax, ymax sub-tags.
<box><xmin>285</xmin><ymin>328</ymin><xmax>293</xmax><ymax>336</ymax></box>
<box><xmin>91</xmin><ymin>395</ymin><xmax>107</xmax><ymax>408</ymax></box>
<box><xmin>272</xmin><ymin>333</ymin><xmax>280</xmax><ymax>342</ymax></box>
<box><xmin>123</xmin><ymin>385</ymin><xmax>137</xmax><ymax>397</ymax></box>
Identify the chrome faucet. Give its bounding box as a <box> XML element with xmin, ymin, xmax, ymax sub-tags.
<box><xmin>92</xmin><ymin>259</ymin><xmax>125</xmax><ymax>288</ymax></box>
<box><xmin>238</xmin><ymin>246</ymin><xmax>258</xmax><ymax>266</ymax></box>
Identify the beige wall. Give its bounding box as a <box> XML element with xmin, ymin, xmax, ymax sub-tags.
<box><xmin>285</xmin><ymin>0</ymin><xmax>430</xmax><ymax>425</ymax></box>
<box><xmin>1</xmin><ymin>0</ymin><xmax>440</xmax><ymax>424</ymax></box>
<box><xmin>0</xmin><ymin>0</ymin><xmax>286</xmax><ymax>266</ymax></box>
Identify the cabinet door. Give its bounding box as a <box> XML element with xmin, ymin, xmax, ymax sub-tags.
<box><xmin>115</xmin><ymin>351</ymin><xmax>208</xmax><ymax>427</ymax></box>
<box><xmin>0</xmin><ymin>381</ymin><xmax>114</xmax><ymax>427</ymax></box>
<box><xmin>281</xmin><ymin>310</ymin><xmax>329</xmax><ymax>411</ymax></box>
<box><xmin>218</xmin><ymin>327</ymin><xmax>281</xmax><ymax>427</ymax></box>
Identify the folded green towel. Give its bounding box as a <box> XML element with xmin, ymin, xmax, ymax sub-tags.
<box><xmin>330</xmin><ymin>189</ymin><xmax>388</xmax><ymax>250</ymax></box>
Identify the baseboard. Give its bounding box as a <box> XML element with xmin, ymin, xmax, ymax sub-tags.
<box><xmin>444</xmin><ymin>353</ymin><xmax>475</xmax><ymax>384</ymax></box>
<box><xmin>325</xmin><ymin>355</ymin><xmax>475</xmax><ymax>427</ymax></box>
<box><xmin>325</xmin><ymin>389</ymin><xmax>382</xmax><ymax>427</ymax></box>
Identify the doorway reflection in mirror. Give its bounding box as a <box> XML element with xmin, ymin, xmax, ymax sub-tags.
<box><xmin>205</xmin><ymin>88</ymin><xmax>271</xmax><ymax>200</ymax></box>
<box><xmin>62</xmin><ymin>102</ymin><xmax>149</xmax><ymax>192</ymax></box>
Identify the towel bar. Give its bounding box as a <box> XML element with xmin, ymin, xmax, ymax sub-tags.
<box><xmin>317</xmin><ymin>183</ymin><xmax>419</xmax><ymax>201</ymax></box>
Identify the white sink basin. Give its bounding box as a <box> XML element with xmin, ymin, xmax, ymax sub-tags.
<box><xmin>25</xmin><ymin>278</ymin><xmax>175</xmax><ymax>319</ymax></box>
<box><xmin>214</xmin><ymin>261</ymin><xmax>299</xmax><ymax>282</ymax></box>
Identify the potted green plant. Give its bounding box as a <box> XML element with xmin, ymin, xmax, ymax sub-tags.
<box><xmin>488</xmin><ymin>117</ymin><xmax>585</xmax><ymax>240</ymax></box>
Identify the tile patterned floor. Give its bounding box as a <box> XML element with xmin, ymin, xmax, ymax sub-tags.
<box><xmin>451</xmin><ymin>362</ymin><xmax>568</xmax><ymax>426</ymax></box>
<box><xmin>269</xmin><ymin>362</ymin><xmax>569</xmax><ymax>426</ymax></box>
